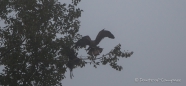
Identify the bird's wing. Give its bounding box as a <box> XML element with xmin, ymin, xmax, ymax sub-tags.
<box><xmin>95</xmin><ymin>29</ymin><xmax>115</xmax><ymax>45</ymax></box>
<box><xmin>75</xmin><ymin>36</ymin><xmax>91</xmax><ymax>48</ymax></box>
<box><xmin>62</xmin><ymin>46</ymin><xmax>77</xmax><ymax>60</ymax></box>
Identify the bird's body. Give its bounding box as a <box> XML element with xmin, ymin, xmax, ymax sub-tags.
<box><xmin>87</xmin><ymin>46</ymin><xmax>103</xmax><ymax>56</ymax></box>
<box><xmin>75</xmin><ymin>29</ymin><xmax>114</xmax><ymax>56</ymax></box>
<box><xmin>66</xmin><ymin>57</ymin><xmax>81</xmax><ymax>79</ymax></box>
<box><xmin>63</xmin><ymin>46</ymin><xmax>81</xmax><ymax>79</ymax></box>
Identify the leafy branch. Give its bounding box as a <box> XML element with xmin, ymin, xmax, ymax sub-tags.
<box><xmin>77</xmin><ymin>44</ymin><xmax>133</xmax><ymax>71</ymax></box>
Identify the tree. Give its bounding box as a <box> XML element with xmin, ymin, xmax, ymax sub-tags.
<box><xmin>0</xmin><ymin>0</ymin><xmax>133</xmax><ymax>85</ymax></box>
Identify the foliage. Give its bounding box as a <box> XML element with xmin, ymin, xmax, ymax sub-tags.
<box><xmin>0</xmin><ymin>0</ymin><xmax>133</xmax><ymax>85</ymax></box>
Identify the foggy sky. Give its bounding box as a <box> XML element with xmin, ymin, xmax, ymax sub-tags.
<box><xmin>62</xmin><ymin>0</ymin><xmax>186</xmax><ymax>86</ymax></box>
<box><xmin>0</xmin><ymin>0</ymin><xmax>185</xmax><ymax>86</ymax></box>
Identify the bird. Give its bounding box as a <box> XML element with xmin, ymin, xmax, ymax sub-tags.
<box><xmin>66</xmin><ymin>57</ymin><xmax>81</xmax><ymax>79</ymax></box>
<box><xmin>87</xmin><ymin>46</ymin><xmax>103</xmax><ymax>56</ymax></box>
<box><xmin>63</xmin><ymin>46</ymin><xmax>81</xmax><ymax>79</ymax></box>
<box><xmin>75</xmin><ymin>29</ymin><xmax>115</xmax><ymax>56</ymax></box>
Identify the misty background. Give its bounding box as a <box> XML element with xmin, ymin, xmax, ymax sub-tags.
<box><xmin>0</xmin><ymin>0</ymin><xmax>185</xmax><ymax>86</ymax></box>
<box><xmin>62</xmin><ymin>0</ymin><xmax>186</xmax><ymax>86</ymax></box>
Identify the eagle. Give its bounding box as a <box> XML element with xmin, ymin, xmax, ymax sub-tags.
<box><xmin>75</xmin><ymin>29</ymin><xmax>115</xmax><ymax>56</ymax></box>
<box><xmin>63</xmin><ymin>46</ymin><xmax>81</xmax><ymax>79</ymax></box>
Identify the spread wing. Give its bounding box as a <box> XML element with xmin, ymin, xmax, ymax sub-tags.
<box><xmin>95</xmin><ymin>29</ymin><xmax>115</xmax><ymax>45</ymax></box>
<box><xmin>75</xmin><ymin>36</ymin><xmax>91</xmax><ymax>48</ymax></box>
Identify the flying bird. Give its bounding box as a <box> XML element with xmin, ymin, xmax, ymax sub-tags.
<box><xmin>75</xmin><ymin>29</ymin><xmax>115</xmax><ymax>56</ymax></box>
<box><xmin>63</xmin><ymin>46</ymin><xmax>81</xmax><ymax>79</ymax></box>
<box><xmin>66</xmin><ymin>57</ymin><xmax>81</xmax><ymax>79</ymax></box>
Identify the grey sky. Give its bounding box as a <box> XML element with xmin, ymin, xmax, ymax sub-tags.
<box><xmin>0</xmin><ymin>0</ymin><xmax>185</xmax><ymax>86</ymax></box>
<box><xmin>62</xmin><ymin>0</ymin><xmax>186</xmax><ymax>86</ymax></box>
